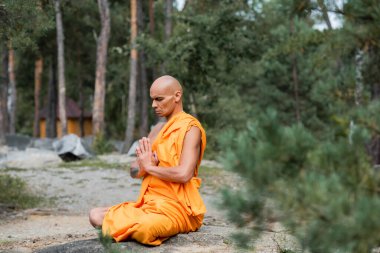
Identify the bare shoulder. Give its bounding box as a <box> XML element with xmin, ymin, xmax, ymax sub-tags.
<box><xmin>184</xmin><ymin>126</ymin><xmax>201</xmax><ymax>146</ymax></box>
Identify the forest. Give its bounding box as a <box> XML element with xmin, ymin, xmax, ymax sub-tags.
<box><xmin>1</xmin><ymin>0</ymin><xmax>380</xmax><ymax>252</ymax></box>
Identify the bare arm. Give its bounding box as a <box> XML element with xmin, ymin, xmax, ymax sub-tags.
<box><xmin>137</xmin><ymin>126</ymin><xmax>201</xmax><ymax>183</ymax></box>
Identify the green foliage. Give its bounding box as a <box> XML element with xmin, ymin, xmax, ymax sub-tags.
<box><xmin>92</xmin><ymin>134</ymin><xmax>115</xmax><ymax>155</ymax></box>
<box><xmin>221</xmin><ymin>109</ymin><xmax>380</xmax><ymax>252</ymax></box>
<box><xmin>98</xmin><ymin>229</ymin><xmax>125</xmax><ymax>253</ymax></box>
<box><xmin>0</xmin><ymin>174</ymin><xmax>42</xmax><ymax>209</ymax></box>
<box><xmin>1</xmin><ymin>0</ymin><xmax>55</xmax><ymax>51</ymax></box>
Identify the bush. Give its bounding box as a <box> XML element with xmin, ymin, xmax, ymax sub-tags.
<box><xmin>0</xmin><ymin>174</ymin><xmax>43</xmax><ymax>209</ymax></box>
<box><xmin>92</xmin><ymin>134</ymin><xmax>115</xmax><ymax>155</ymax></box>
<box><xmin>221</xmin><ymin>109</ymin><xmax>380</xmax><ymax>253</ymax></box>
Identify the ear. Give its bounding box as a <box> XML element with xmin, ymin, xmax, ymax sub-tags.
<box><xmin>174</xmin><ymin>90</ymin><xmax>182</xmax><ymax>102</ymax></box>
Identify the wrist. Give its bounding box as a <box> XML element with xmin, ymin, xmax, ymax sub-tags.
<box><xmin>145</xmin><ymin>164</ymin><xmax>154</xmax><ymax>173</ymax></box>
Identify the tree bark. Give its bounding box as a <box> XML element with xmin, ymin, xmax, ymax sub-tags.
<box><xmin>46</xmin><ymin>58</ymin><xmax>57</xmax><ymax>138</ymax></box>
<box><xmin>8</xmin><ymin>41</ymin><xmax>16</xmax><ymax>134</ymax></box>
<box><xmin>290</xmin><ymin>18</ymin><xmax>301</xmax><ymax>123</ymax></box>
<box><xmin>0</xmin><ymin>43</ymin><xmax>9</xmax><ymax>145</ymax></box>
<box><xmin>161</xmin><ymin>0</ymin><xmax>173</xmax><ymax>73</ymax></box>
<box><xmin>93</xmin><ymin>0</ymin><xmax>111</xmax><ymax>137</ymax></box>
<box><xmin>138</xmin><ymin>0</ymin><xmax>149</xmax><ymax>137</ymax></box>
<box><xmin>149</xmin><ymin>0</ymin><xmax>155</xmax><ymax>35</ymax></box>
<box><xmin>123</xmin><ymin>0</ymin><xmax>138</xmax><ymax>152</ymax></box>
<box><xmin>189</xmin><ymin>92</ymin><xmax>198</xmax><ymax>118</ymax></box>
<box><xmin>33</xmin><ymin>57</ymin><xmax>43</xmax><ymax>137</ymax></box>
<box><xmin>165</xmin><ymin>0</ymin><xmax>173</xmax><ymax>41</ymax></box>
<box><xmin>317</xmin><ymin>0</ymin><xmax>332</xmax><ymax>30</ymax></box>
<box><xmin>75</xmin><ymin>46</ymin><xmax>85</xmax><ymax>137</ymax></box>
<box><xmin>355</xmin><ymin>48</ymin><xmax>364</xmax><ymax>106</ymax></box>
<box><xmin>55</xmin><ymin>0</ymin><xmax>67</xmax><ymax>136</ymax></box>
<box><xmin>139</xmin><ymin>52</ymin><xmax>149</xmax><ymax>137</ymax></box>
<box><xmin>149</xmin><ymin>0</ymin><xmax>158</xmax><ymax>79</ymax></box>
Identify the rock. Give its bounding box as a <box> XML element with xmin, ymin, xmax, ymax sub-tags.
<box><xmin>0</xmin><ymin>148</ymin><xmax>61</xmax><ymax>169</ymax></box>
<box><xmin>35</xmin><ymin>226</ymin><xmax>237</xmax><ymax>253</ymax></box>
<box><xmin>35</xmin><ymin>239</ymin><xmax>104</xmax><ymax>253</ymax></box>
<box><xmin>53</xmin><ymin>134</ymin><xmax>93</xmax><ymax>162</ymax></box>
<box><xmin>126</xmin><ymin>140</ymin><xmax>138</xmax><ymax>157</ymax></box>
<box><xmin>110</xmin><ymin>140</ymin><xmax>125</xmax><ymax>153</ymax></box>
<box><xmin>29</xmin><ymin>138</ymin><xmax>55</xmax><ymax>151</ymax></box>
<box><xmin>5</xmin><ymin>134</ymin><xmax>31</xmax><ymax>150</ymax></box>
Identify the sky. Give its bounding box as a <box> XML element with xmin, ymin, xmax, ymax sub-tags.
<box><xmin>175</xmin><ymin>0</ymin><xmax>185</xmax><ymax>11</ymax></box>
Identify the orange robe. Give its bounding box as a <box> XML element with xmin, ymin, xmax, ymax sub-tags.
<box><xmin>102</xmin><ymin>111</ymin><xmax>207</xmax><ymax>245</ymax></box>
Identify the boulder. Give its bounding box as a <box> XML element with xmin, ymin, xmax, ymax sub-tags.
<box><xmin>126</xmin><ymin>140</ymin><xmax>138</xmax><ymax>157</ymax></box>
<box><xmin>5</xmin><ymin>134</ymin><xmax>31</xmax><ymax>150</ymax></box>
<box><xmin>0</xmin><ymin>148</ymin><xmax>61</xmax><ymax>169</ymax></box>
<box><xmin>35</xmin><ymin>239</ymin><xmax>104</xmax><ymax>253</ymax></box>
<box><xmin>29</xmin><ymin>138</ymin><xmax>55</xmax><ymax>151</ymax></box>
<box><xmin>53</xmin><ymin>134</ymin><xmax>93</xmax><ymax>162</ymax></box>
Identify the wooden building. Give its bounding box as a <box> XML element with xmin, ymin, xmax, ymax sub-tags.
<box><xmin>39</xmin><ymin>98</ymin><xmax>92</xmax><ymax>138</ymax></box>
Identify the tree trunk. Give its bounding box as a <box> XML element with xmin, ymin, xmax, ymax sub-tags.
<box><xmin>164</xmin><ymin>0</ymin><xmax>173</xmax><ymax>41</ymax></box>
<box><xmin>93</xmin><ymin>0</ymin><xmax>111</xmax><ymax>137</ymax></box>
<box><xmin>46</xmin><ymin>58</ymin><xmax>57</xmax><ymax>138</ymax></box>
<box><xmin>138</xmin><ymin>0</ymin><xmax>149</xmax><ymax>137</ymax></box>
<box><xmin>139</xmin><ymin>52</ymin><xmax>149</xmax><ymax>137</ymax></box>
<box><xmin>290</xmin><ymin>18</ymin><xmax>301</xmax><ymax>123</ymax></box>
<box><xmin>123</xmin><ymin>0</ymin><xmax>138</xmax><ymax>153</ymax></box>
<box><xmin>161</xmin><ymin>0</ymin><xmax>173</xmax><ymax>73</ymax></box>
<box><xmin>149</xmin><ymin>0</ymin><xmax>158</xmax><ymax>79</ymax></box>
<box><xmin>355</xmin><ymin>48</ymin><xmax>364</xmax><ymax>106</ymax></box>
<box><xmin>79</xmin><ymin>72</ymin><xmax>84</xmax><ymax>137</ymax></box>
<box><xmin>149</xmin><ymin>0</ymin><xmax>155</xmax><ymax>35</ymax></box>
<box><xmin>8</xmin><ymin>41</ymin><xmax>16</xmax><ymax>134</ymax></box>
<box><xmin>317</xmin><ymin>0</ymin><xmax>332</xmax><ymax>30</ymax></box>
<box><xmin>55</xmin><ymin>0</ymin><xmax>67</xmax><ymax>136</ymax></box>
<box><xmin>33</xmin><ymin>57</ymin><xmax>43</xmax><ymax>137</ymax></box>
<box><xmin>0</xmin><ymin>43</ymin><xmax>9</xmax><ymax>145</ymax></box>
<box><xmin>189</xmin><ymin>92</ymin><xmax>198</xmax><ymax>118</ymax></box>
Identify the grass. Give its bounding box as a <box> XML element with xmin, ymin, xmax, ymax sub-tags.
<box><xmin>198</xmin><ymin>166</ymin><xmax>226</xmax><ymax>190</ymax></box>
<box><xmin>0</xmin><ymin>174</ymin><xmax>43</xmax><ymax>209</ymax></box>
<box><xmin>98</xmin><ymin>229</ymin><xmax>126</xmax><ymax>253</ymax></box>
<box><xmin>58</xmin><ymin>159</ymin><xmax>126</xmax><ymax>170</ymax></box>
<box><xmin>198</xmin><ymin>166</ymin><xmax>223</xmax><ymax>177</ymax></box>
<box><xmin>1</xmin><ymin>167</ymin><xmax>28</xmax><ymax>172</ymax></box>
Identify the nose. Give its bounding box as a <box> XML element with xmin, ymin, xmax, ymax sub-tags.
<box><xmin>152</xmin><ymin>100</ymin><xmax>157</xmax><ymax>108</ymax></box>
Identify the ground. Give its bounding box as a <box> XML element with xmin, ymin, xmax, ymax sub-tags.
<box><xmin>0</xmin><ymin>151</ymin><xmax>298</xmax><ymax>253</ymax></box>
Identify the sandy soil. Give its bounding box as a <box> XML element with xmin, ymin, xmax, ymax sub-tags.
<box><xmin>0</xmin><ymin>154</ymin><xmax>297</xmax><ymax>253</ymax></box>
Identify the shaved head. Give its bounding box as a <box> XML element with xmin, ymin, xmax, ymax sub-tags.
<box><xmin>150</xmin><ymin>75</ymin><xmax>183</xmax><ymax>120</ymax></box>
<box><xmin>150</xmin><ymin>75</ymin><xmax>182</xmax><ymax>95</ymax></box>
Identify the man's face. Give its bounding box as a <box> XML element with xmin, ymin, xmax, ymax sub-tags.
<box><xmin>150</xmin><ymin>86</ymin><xmax>177</xmax><ymax>118</ymax></box>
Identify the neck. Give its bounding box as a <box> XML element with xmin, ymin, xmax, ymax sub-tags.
<box><xmin>166</xmin><ymin>106</ymin><xmax>183</xmax><ymax>121</ymax></box>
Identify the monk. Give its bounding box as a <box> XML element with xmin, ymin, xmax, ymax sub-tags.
<box><xmin>89</xmin><ymin>75</ymin><xmax>207</xmax><ymax>246</ymax></box>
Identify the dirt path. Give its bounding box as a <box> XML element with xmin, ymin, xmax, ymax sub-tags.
<box><xmin>0</xmin><ymin>154</ymin><xmax>296</xmax><ymax>253</ymax></box>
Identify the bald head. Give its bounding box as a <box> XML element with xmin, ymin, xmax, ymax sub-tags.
<box><xmin>150</xmin><ymin>75</ymin><xmax>183</xmax><ymax>119</ymax></box>
<box><xmin>150</xmin><ymin>75</ymin><xmax>182</xmax><ymax>95</ymax></box>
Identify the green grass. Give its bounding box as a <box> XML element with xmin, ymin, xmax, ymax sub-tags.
<box><xmin>0</xmin><ymin>174</ymin><xmax>43</xmax><ymax>209</ymax></box>
<box><xmin>1</xmin><ymin>167</ymin><xmax>28</xmax><ymax>172</ymax></box>
<box><xmin>198</xmin><ymin>166</ymin><xmax>225</xmax><ymax>191</ymax></box>
<box><xmin>58</xmin><ymin>159</ymin><xmax>126</xmax><ymax>170</ymax></box>
<box><xmin>198</xmin><ymin>166</ymin><xmax>222</xmax><ymax>177</ymax></box>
